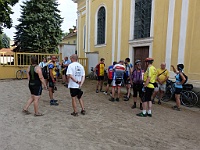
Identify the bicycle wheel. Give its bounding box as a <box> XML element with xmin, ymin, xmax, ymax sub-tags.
<box><xmin>180</xmin><ymin>91</ymin><xmax>198</xmax><ymax>107</ymax></box>
<box><xmin>88</xmin><ymin>72</ymin><xmax>95</xmax><ymax>80</ymax></box>
<box><xmin>183</xmin><ymin>91</ymin><xmax>198</xmax><ymax>107</ymax></box>
<box><xmin>16</xmin><ymin>70</ymin><xmax>23</xmax><ymax>80</ymax></box>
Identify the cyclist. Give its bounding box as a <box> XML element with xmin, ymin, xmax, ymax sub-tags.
<box><xmin>171</xmin><ymin>64</ymin><xmax>186</xmax><ymax>111</ymax></box>
<box><xmin>23</xmin><ymin>56</ymin><xmax>47</xmax><ymax>116</ymax></box>
<box><xmin>152</xmin><ymin>62</ymin><xmax>169</xmax><ymax>105</ymax></box>
<box><xmin>103</xmin><ymin>61</ymin><xmax>117</xmax><ymax>95</ymax></box>
<box><xmin>39</xmin><ymin>57</ymin><xmax>49</xmax><ymax>87</ymax></box>
<box><xmin>66</xmin><ymin>54</ymin><xmax>86</xmax><ymax>116</ymax></box>
<box><xmin>131</xmin><ymin>60</ymin><xmax>144</xmax><ymax>110</ymax></box>
<box><xmin>109</xmin><ymin>60</ymin><xmax>125</xmax><ymax>102</ymax></box>
<box><xmin>136</xmin><ymin>58</ymin><xmax>157</xmax><ymax>117</ymax></box>
<box><xmin>124</xmin><ymin>58</ymin><xmax>133</xmax><ymax>101</ymax></box>
<box><xmin>94</xmin><ymin>58</ymin><xmax>105</xmax><ymax>93</ymax></box>
<box><xmin>48</xmin><ymin>56</ymin><xmax>59</xmax><ymax>106</ymax></box>
<box><xmin>63</xmin><ymin>56</ymin><xmax>71</xmax><ymax>87</ymax></box>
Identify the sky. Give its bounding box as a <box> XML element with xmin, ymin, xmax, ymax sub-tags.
<box><xmin>3</xmin><ymin>0</ymin><xmax>77</xmax><ymax>40</ymax></box>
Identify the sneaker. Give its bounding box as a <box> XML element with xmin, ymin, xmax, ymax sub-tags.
<box><xmin>96</xmin><ymin>89</ymin><xmax>99</xmax><ymax>93</ymax></box>
<box><xmin>136</xmin><ymin>112</ymin><xmax>147</xmax><ymax>117</ymax></box>
<box><xmin>124</xmin><ymin>96</ymin><xmax>129</xmax><ymax>101</ymax></box>
<box><xmin>81</xmin><ymin>110</ymin><xmax>86</xmax><ymax>115</ymax></box>
<box><xmin>158</xmin><ymin>101</ymin><xmax>161</xmax><ymax>105</ymax></box>
<box><xmin>50</xmin><ymin>100</ymin><xmax>59</xmax><ymax>106</ymax></box>
<box><xmin>100</xmin><ymin>89</ymin><xmax>104</xmax><ymax>92</ymax></box>
<box><xmin>109</xmin><ymin>97</ymin><xmax>115</xmax><ymax>102</ymax></box>
<box><xmin>103</xmin><ymin>92</ymin><xmax>108</xmax><ymax>95</ymax></box>
<box><xmin>172</xmin><ymin>105</ymin><xmax>178</xmax><ymax>110</ymax></box>
<box><xmin>131</xmin><ymin>105</ymin><xmax>136</xmax><ymax>109</ymax></box>
<box><xmin>147</xmin><ymin>113</ymin><xmax>152</xmax><ymax>117</ymax></box>
<box><xmin>71</xmin><ymin>112</ymin><xmax>78</xmax><ymax>116</ymax></box>
<box><xmin>116</xmin><ymin>98</ymin><xmax>119</xmax><ymax>102</ymax></box>
<box><xmin>152</xmin><ymin>100</ymin><xmax>155</xmax><ymax>104</ymax></box>
<box><xmin>172</xmin><ymin>106</ymin><xmax>181</xmax><ymax>111</ymax></box>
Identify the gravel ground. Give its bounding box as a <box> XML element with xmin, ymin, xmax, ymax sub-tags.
<box><xmin>0</xmin><ymin>79</ymin><xmax>199</xmax><ymax>150</ymax></box>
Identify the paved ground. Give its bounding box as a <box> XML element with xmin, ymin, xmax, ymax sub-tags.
<box><xmin>0</xmin><ymin>79</ymin><xmax>200</xmax><ymax>150</ymax></box>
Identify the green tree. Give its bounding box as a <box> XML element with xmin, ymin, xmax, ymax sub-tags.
<box><xmin>14</xmin><ymin>0</ymin><xmax>63</xmax><ymax>53</ymax></box>
<box><xmin>0</xmin><ymin>34</ymin><xmax>3</xmax><ymax>49</ymax></box>
<box><xmin>0</xmin><ymin>0</ymin><xmax>19</xmax><ymax>33</ymax></box>
<box><xmin>0</xmin><ymin>34</ymin><xmax>10</xmax><ymax>48</ymax></box>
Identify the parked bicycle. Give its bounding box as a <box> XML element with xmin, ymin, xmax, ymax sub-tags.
<box><xmin>162</xmin><ymin>80</ymin><xmax>198</xmax><ymax>107</ymax></box>
<box><xmin>88</xmin><ymin>67</ymin><xmax>96</xmax><ymax>80</ymax></box>
<box><xmin>16</xmin><ymin>66</ymin><xmax>27</xmax><ymax>80</ymax></box>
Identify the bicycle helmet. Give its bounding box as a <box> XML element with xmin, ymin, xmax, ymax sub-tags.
<box><xmin>135</xmin><ymin>60</ymin><xmax>141</xmax><ymax>65</ymax></box>
<box><xmin>145</xmin><ymin>58</ymin><xmax>154</xmax><ymax>62</ymax></box>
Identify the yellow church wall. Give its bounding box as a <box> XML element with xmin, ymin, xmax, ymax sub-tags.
<box><xmin>185</xmin><ymin>0</ymin><xmax>200</xmax><ymax>80</ymax></box>
<box><xmin>153</xmin><ymin>0</ymin><xmax>169</xmax><ymax>68</ymax></box>
<box><xmin>79</xmin><ymin>12</ymin><xmax>86</xmax><ymax>57</ymax></box>
<box><xmin>120</xmin><ymin>0</ymin><xmax>131</xmax><ymax>60</ymax></box>
<box><xmin>114</xmin><ymin>0</ymin><xmax>119</xmax><ymax>62</ymax></box>
<box><xmin>90</xmin><ymin>0</ymin><xmax>114</xmax><ymax>67</ymax></box>
<box><xmin>170</xmin><ymin>0</ymin><xmax>182</xmax><ymax>71</ymax></box>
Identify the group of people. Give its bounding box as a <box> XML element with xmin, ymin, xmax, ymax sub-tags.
<box><xmin>22</xmin><ymin>54</ymin><xmax>86</xmax><ymax>117</ymax></box>
<box><xmin>22</xmin><ymin>54</ymin><xmax>186</xmax><ymax>117</ymax></box>
<box><xmin>94</xmin><ymin>57</ymin><xmax>186</xmax><ymax>117</ymax></box>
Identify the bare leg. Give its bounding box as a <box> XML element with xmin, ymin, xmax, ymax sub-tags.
<box><xmin>33</xmin><ymin>96</ymin><xmax>41</xmax><ymax>114</ymax></box>
<box><xmin>23</xmin><ymin>95</ymin><xmax>34</xmax><ymax>110</ymax></box>
<box><xmin>112</xmin><ymin>87</ymin><xmax>115</xmax><ymax>98</ymax></box>
<box><xmin>127</xmin><ymin>84</ymin><xmax>131</xmax><ymax>98</ymax></box>
<box><xmin>72</xmin><ymin>97</ymin><xmax>77</xmax><ymax>112</ymax></box>
<box><xmin>142</xmin><ymin>102</ymin><xmax>147</xmax><ymax>112</ymax></box>
<box><xmin>62</xmin><ymin>75</ymin><xmax>65</xmax><ymax>83</ymax></box>
<box><xmin>100</xmin><ymin>80</ymin><xmax>103</xmax><ymax>91</ymax></box>
<box><xmin>49</xmin><ymin>87</ymin><xmax>53</xmax><ymax>100</ymax></box>
<box><xmin>152</xmin><ymin>90</ymin><xmax>158</xmax><ymax>100</ymax></box>
<box><xmin>78</xmin><ymin>98</ymin><xmax>85</xmax><ymax>110</ymax></box>
<box><xmin>159</xmin><ymin>91</ymin><xmax>164</xmax><ymax>100</ymax></box>
<box><xmin>96</xmin><ymin>81</ymin><xmax>100</xmax><ymax>90</ymax></box>
<box><xmin>133</xmin><ymin>97</ymin><xmax>137</xmax><ymax>102</ymax></box>
<box><xmin>117</xmin><ymin>86</ymin><xmax>121</xmax><ymax>98</ymax></box>
<box><xmin>105</xmin><ymin>84</ymin><xmax>109</xmax><ymax>93</ymax></box>
<box><xmin>148</xmin><ymin>101</ymin><xmax>152</xmax><ymax>112</ymax></box>
<box><xmin>175</xmin><ymin>94</ymin><xmax>181</xmax><ymax>108</ymax></box>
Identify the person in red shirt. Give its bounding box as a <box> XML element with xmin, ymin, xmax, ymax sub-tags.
<box><xmin>109</xmin><ymin>60</ymin><xmax>125</xmax><ymax>102</ymax></box>
<box><xmin>103</xmin><ymin>61</ymin><xmax>117</xmax><ymax>95</ymax></box>
<box><xmin>94</xmin><ymin>58</ymin><xmax>105</xmax><ymax>93</ymax></box>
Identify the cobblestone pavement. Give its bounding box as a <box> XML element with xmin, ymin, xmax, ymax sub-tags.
<box><xmin>0</xmin><ymin>79</ymin><xmax>199</xmax><ymax>150</ymax></box>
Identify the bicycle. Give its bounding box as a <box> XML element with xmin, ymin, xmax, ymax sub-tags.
<box><xmin>162</xmin><ymin>80</ymin><xmax>198</xmax><ymax>107</ymax></box>
<box><xmin>88</xmin><ymin>67</ymin><xmax>96</xmax><ymax>80</ymax></box>
<box><xmin>16</xmin><ymin>66</ymin><xmax>27</xmax><ymax>80</ymax></box>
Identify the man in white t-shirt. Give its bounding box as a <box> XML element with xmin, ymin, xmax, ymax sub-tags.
<box><xmin>66</xmin><ymin>54</ymin><xmax>86</xmax><ymax>116</ymax></box>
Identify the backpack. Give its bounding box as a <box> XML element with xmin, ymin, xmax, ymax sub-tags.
<box><xmin>115</xmin><ymin>70</ymin><xmax>124</xmax><ymax>84</ymax></box>
<box><xmin>179</xmin><ymin>73</ymin><xmax>188</xmax><ymax>84</ymax></box>
<box><xmin>41</xmin><ymin>62</ymin><xmax>48</xmax><ymax>79</ymax></box>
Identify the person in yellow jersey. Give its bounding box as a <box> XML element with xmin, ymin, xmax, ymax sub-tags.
<box><xmin>151</xmin><ymin>62</ymin><xmax>169</xmax><ymax>105</ymax></box>
<box><xmin>136</xmin><ymin>58</ymin><xmax>157</xmax><ymax>117</ymax></box>
<box><xmin>94</xmin><ymin>58</ymin><xmax>105</xmax><ymax>93</ymax></box>
<box><xmin>48</xmin><ymin>55</ymin><xmax>59</xmax><ymax>106</ymax></box>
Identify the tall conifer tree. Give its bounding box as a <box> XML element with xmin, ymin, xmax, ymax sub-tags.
<box><xmin>14</xmin><ymin>0</ymin><xmax>63</xmax><ymax>53</ymax></box>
